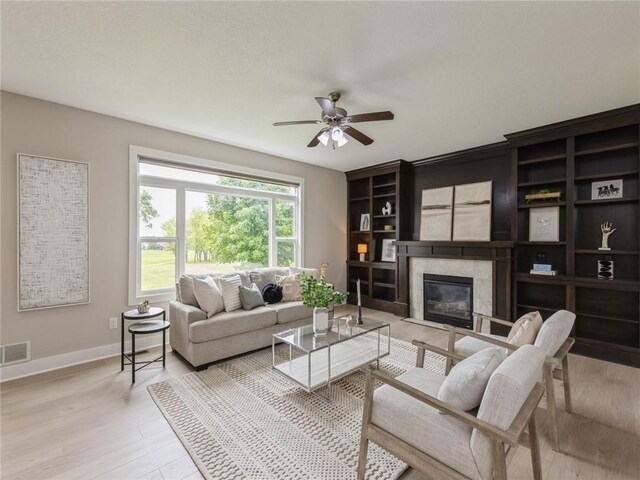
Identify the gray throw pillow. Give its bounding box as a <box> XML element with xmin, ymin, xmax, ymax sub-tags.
<box><xmin>437</xmin><ymin>347</ymin><xmax>507</xmax><ymax>412</ymax></box>
<box><xmin>239</xmin><ymin>283</ymin><xmax>266</xmax><ymax>311</ymax></box>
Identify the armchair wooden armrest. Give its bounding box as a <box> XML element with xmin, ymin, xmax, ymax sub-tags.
<box><xmin>473</xmin><ymin>312</ymin><xmax>514</xmax><ymax>332</ymax></box>
<box><xmin>364</xmin><ymin>366</ymin><xmax>540</xmax><ymax>447</ymax></box>
<box><xmin>411</xmin><ymin>339</ymin><xmax>465</xmax><ymax>368</ymax></box>
<box><xmin>445</xmin><ymin>325</ymin><xmax>518</xmax><ymax>352</ymax></box>
<box><xmin>552</xmin><ymin>337</ymin><xmax>574</xmax><ymax>364</ymax></box>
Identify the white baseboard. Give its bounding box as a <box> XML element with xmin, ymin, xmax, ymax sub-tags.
<box><xmin>0</xmin><ymin>332</ymin><xmax>170</xmax><ymax>383</ymax></box>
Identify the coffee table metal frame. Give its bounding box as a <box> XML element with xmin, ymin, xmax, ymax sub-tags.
<box><xmin>271</xmin><ymin>316</ymin><xmax>390</xmax><ymax>394</ymax></box>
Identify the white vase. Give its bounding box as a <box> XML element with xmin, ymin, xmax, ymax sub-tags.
<box><xmin>313</xmin><ymin>307</ymin><xmax>329</xmax><ymax>336</ymax></box>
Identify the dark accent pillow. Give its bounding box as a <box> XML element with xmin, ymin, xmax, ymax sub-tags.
<box><xmin>239</xmin><ymin>283</ymin><xmax>265</xmax><ymax>311</ymax></box>
<box><xmin>261</xmin><ymin>283</ymin><xmax>283</xmax><ymax>304</ymax></box>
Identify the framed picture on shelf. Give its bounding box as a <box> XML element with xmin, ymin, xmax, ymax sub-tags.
<box><xmin>529</xmin><ymin>206</ymin><xmax>560</xmax><ymax>242</ymax></box>
<box><xmin>360</xmin><ymin>213</ymin><xmax>370</xmax><ymax>231</ymax></box>
<box><xmin>380</xmin><ymin>239</ymin><xmax>396</xmax><ymax>262</ymax></box>
<box><xmin>591</xmin><ymin>179</ymin><xmax>623</xmax><ymax>200</ymax></box>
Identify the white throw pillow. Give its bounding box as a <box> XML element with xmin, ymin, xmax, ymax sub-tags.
<box><xmin>192</xmin><ymin>276</ymin><xmax>225</xmax><ymax>318</ymax></box>
<box><xmin>218</xmin><ymin>274</ymin><xmax>243</xmax><ymax>312</ymax></box>
<box><xmin>275</xmin><ymin>274</ymin><xmax>302</xmax><ymax>302</ymax></box>
<box><xmin>437</xmin><ymin>347</ymin><xmax>507</xmax><ymax>412</ymax></box>
<box><xmin>507</xmin><ymin>311</ymin><xmax>543</xmax><ymax>347</ymax></box>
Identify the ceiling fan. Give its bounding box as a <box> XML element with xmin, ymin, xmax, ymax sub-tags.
<box><xmin>273</xmin><ymin>92</ymin><xmax>394</xmax><ymax>148</ymax></box>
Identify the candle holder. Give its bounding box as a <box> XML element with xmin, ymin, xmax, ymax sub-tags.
<box><xmin>357</xmin><ymin>305</ymin><xmax>363</xmax><ymax>325</ymax></box>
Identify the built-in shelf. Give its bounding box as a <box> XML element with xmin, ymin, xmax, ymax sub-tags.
<box><xmin>350</xmin><ymin>230</ymin><xmax>371</xmax><ymax>234</ymax></box>
<box><xmin>517</xmin><ymin>178</ymin><xmax>566</xmax><ymax>188</ymax></box>
<box><xmin>518</xmin><ymin>202</ymin><xmax>566</xmax><ymax>209</ymax></box>
<box><xmin>373</xmin><ymin>214</ymin><xmax>395</xmax><ymax>219</ymax></box>
<box><xmin>517</xmin><ymin>241</ymin><xmax>567</xmax><ymax>245</ymax></box>
<box><xmin>515</xmin><ymin>272</ymin><xmax>640</xmax><ymax>288</ymax></box>
<box><xmin>574</xmin><ymin>197</ymin><xmax>639</xmax><ymax>205</ymax></box>
<box><xmin>374</xmin><ymin>282</ymin><xmax>395</xmax><ymax>289</ymax></box>
<box><xmin>516</xmin><ymin>303</ymin><xmax>560</xmax><ymax>312</ymax></box>
<box><xmin>350</xmin><ymin>196</ymin><xmax>369</xmax><ymax>202</ymax></box>
<box><xmin>518</xmin><ymin>154</ymin><xmax>567</xmax><ymax>166</ymax></box>
<box><xmin>349</xmin><ymin>279</ymin><xmax>369</xmax><ymax>286</ymax></box>
<box><xmin>574</xmin><ymin>142</ymin><xmax>639</xmax><ymax>157</ymax></box>
<box><xmin>373</xmin><ymin>182</ymin><xmax>396</xmax><ymax>189</ymax></box>
<box><xmin>575</xmin><ymin>249</ymin><xmax>639</xmax><ymax>255</ymax></box>
<box><xmin>574</xmin><ymin>170</ymin><xmax>639</xmax><ymax>181</ymax></box>
<box><xmin>373</xmin><ymin>229</ymin><xmax>397</xmax><ymax>233</ymax></box>
<box><xmin>373</xmin><ymin>193</ymin><xmax>396</xmax><ymax>199</ymax></box>
<box><xmin>575</xmin><ymin>311</ymin><xmax>639</xmax><ymax>325</ymax></box>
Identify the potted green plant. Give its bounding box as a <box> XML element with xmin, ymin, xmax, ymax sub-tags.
<box><xmin>300</xmin><ymin>273</ymin><xmax>348</xmax><ymax>335</ymax></box>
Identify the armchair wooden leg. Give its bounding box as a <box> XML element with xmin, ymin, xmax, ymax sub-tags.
<box><xmin>528</xmin><ymin>411</ymin><xmax>542</xmax><ymax>480</ymax></box>
<box><xmin>491</xmin><ymin>439</ymin><xmax>508</xmax><ymax>480</ymax></box>
<box><xmin>445</xmin><ymin>329</ymin><xmax>456</xmax><ymax>375</ymax></box>
<box><xmin>416</xmin><ymin>346</ymin><xmax>425</xmax><ymax>368</ymax></box>
<box><xmin>544</xmin><ymin>363</ymin><xmax>560</xmax><ymax>451</ymax></box>
<box><xmin>561</xmin><ymin>355</ymin><xmax>573</xmax><ymax>414</ymax></box>
<box><xmin>358</xmin><ymin>370</ymin><xmax>375</xmax><ymax>480</ymax></box>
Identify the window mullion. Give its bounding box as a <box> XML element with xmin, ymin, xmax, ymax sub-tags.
<box><xmin>176</xmin><ymin>187</ymin><xmax>186</xmax><ymax>279</ymax></box>
<box><xmin>269</xmin><ymin>199</ymin><xmax>276</xmax><ymax>267</ymax></box>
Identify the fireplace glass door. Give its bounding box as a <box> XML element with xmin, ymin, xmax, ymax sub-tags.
<box><xmin>423</xmin><ymin>274</ymin><xmax>473</xmax><ymax>329</ymax></box>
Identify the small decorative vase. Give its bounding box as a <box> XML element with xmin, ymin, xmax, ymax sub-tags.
<box><xmin>313</xmin><ymin>307</ymin><xmax>329</xmax><ymax>336</ymax></box>
<box><xmin>138</xmin><ymin>304</ymin><xmax>150</xmax><ymax>314</ymax></box>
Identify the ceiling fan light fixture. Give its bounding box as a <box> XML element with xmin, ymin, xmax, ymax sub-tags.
<box><xmin>318</xmin><ymin>130</ymin><xmax>330</xmax><ymax>146</ymax></box>
<box><xmin>336</xmin><ymin>135</ymin><xmax>348</xmax><ymax>147</ymax></box>
<box><xmin>331</xmin><ymin>126</ymin><xmax>344</xmax><ymax>141</ymax></box>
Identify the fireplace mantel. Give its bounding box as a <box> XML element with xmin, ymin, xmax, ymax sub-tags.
<box><xmin>395</xmin><ymin>240</ymin><xmax>514</xmax><ymax>322</ymax></box>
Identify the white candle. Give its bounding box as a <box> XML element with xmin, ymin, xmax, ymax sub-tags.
<box><xmin>357</xmin><ymin>278</ymin><xmax>361</xmax><ymax>306</ymax></box>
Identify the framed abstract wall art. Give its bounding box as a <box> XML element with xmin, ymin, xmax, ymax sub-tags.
<box><xmin>419</xmin><ymin>186</ymin><xmax>454</xmax><ymax>241</ymax></box>
<box><xmin>452</xmin><ymin>181</ymin><xmax>492</xmax><ymax>241</ymax></box>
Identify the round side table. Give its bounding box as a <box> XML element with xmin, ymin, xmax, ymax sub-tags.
<box><xmin>121</xmin><ymin>307</ymin><xmax>166</xmax><ymax>379</ymax></box>
<box><xmin>128</xmin><ymin>320</ymin><xmax>170</xmax><ymax>383</ymax></box>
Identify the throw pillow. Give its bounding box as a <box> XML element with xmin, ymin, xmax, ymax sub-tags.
<box><xmin>239</xmin><ymin>283</ymin><xmax>266</xmax><ymax>310</ymax></box>
<box><xmin>177</xmin><ymin>275</ymin><xmax>200</xmax><ymax>308</ymax></box>
<box><xmin>275</xmin><ymin>274</ymin><xmax>302</xmax><ymax>302</ymax></box>
<box><xmin>437</xmin><ymin>347</ymin><xmax>507</xmax><ymax>412</ymax></box>
<box><xmin>218</xmin><ymin>274</ymin><xmax>243</xmax><ymax>312</ymax></box>
<box><xmin>192</xmin><ymin>276</ymin><xmax>225</xmax><ymax>318</ymax></box>
<box><xmin>507</xmin><ymin>311</ymin><xmax>543</xmax><ymax>347</ymax></box>
<box><xmin>261</xmin><ymin>283</ymin><xmax>283</xmax><ymax>304</ymax></box>
<box><xmin>289</xmin><ymin>267</ymin><xmax>318</xmax><ymax>279</ymax></box>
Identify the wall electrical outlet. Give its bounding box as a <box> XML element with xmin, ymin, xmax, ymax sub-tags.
<box><xmin>109</xmin><ymin>317</ymin><xmax>118</xmax><ymax>330</ymax></box>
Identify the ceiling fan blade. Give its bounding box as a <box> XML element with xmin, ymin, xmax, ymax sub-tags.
<box><xmin>273</xmin><ymin>120</ymin><xmax>321</xmax><ymax>126</ymax></box>
<box><xmin>346</xmin><ymin>111</ymin><xmax>394</xmax><ymax>123</ymax></box>
<box><xmin>307</xmin><ymin>129</ymin><xmax>325</xmax><ymax>147</ymax></box>
<box><xmin>315</xmin><ymin>97</ymin><xmax>336</xmax><ymax>117</ymax></box>
<box><xmin>343</xmin><ymin>126</ymin><xmax>374</xmax><ymax>146</ymax></box>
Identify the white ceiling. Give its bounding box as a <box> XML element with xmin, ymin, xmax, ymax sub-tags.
<box><xmin>2</xmin><ymin>2</ymin><xmax>639</xmax><ymax>172</ymax></box>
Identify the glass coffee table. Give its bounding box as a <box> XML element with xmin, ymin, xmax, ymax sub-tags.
<box><xmin>272</xmin><ymin>317</ymin><xmax>390</xmax><ymax>393</ymax></box>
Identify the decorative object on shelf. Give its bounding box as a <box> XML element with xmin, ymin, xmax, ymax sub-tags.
<box><xmin>359</xmin><ymin>213</ymin><xmax>370</xmax><ymax>231</ymax></box>
<box><xmin>356</xmin><ymin>279</ymin><xmax>363</xmax><ymax>325</ymax></box>
<box><xmin>18</xmin><ymin>154</ymin><xmax>89</xmax><ymax>311</ymax></box>
<box><xmin>529</xmin><ymin>206</ymin><xmax>560</xmax><ymax>242</ymax></box>
<box><xmin>384</xmin><ymin>224</ymin><xmax>394</xmax><ymax>231</ymax></box>
<box><xmin>319</xmin><ymin>261</ymin><xmax>328</xmax><ymax>280</ymax></box>
<box><xmin>137</xmin><ymin>300</ymin><xmax>150</xmax><ymax>314</ymax></box>
<box><xmin>598</xmin><ymin>222</ymin><xmax>617</xmax><ymax>250</ymax></box>
<box><xmin>380</xmin><ymin>239</ymin><xmax>396</xmax><ymax>262</ymax></box>
<box><xmin>530</xmin><ymin>263</ymin><xmax>556</xmax><ymax>276</ymax></box>
<box><xmin>592</xmin><ymin>179</ymin><xmax>623</xmax><ymax>200</ymax></box>
<box><xmin>357</xmin><ymin>243</ymin><xmax>368</xmax><ymax>262</ymax></box>
<box><xmin>300</xmin><ymin>273</ymin><xmax>348</xmax><ymax>336</ymax></box>
<box><xmin>525</xmin><ymin>189</ymin><xmax>562</xmax><ymax>204</ymax></box>
<box><xmin>381</xmin><ymin>201</ymin><xmax>392</xmax><ymax>216</ymax></box>
<box><xmin>453</xmin><ymin>181</ymin><xmax>492</xmax><ymax>241</ymax></box>
<box><xmin>420</xmin><ymin>186</ymin><xmax>453</xmax><ymax>241</ymax></box>
<box><xmin>597</xmin><ymin>260</ymin><xmax>614</xmax><ymax>280</ymax></box>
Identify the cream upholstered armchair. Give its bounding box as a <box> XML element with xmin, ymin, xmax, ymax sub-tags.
<box><xmin>358</xmin><ymin>344</ymin><xmax>546</xmax><ymax>480</ymax></box>
<box><xmin>445</xmin><ymin>309</ymin><xmax>576</xmax><ymax>451</ymax></box>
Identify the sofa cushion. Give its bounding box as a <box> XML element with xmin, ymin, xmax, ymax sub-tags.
<box><xmin>289</xmin><ymin>267</ymin><xmax>318</xmax><ymax>278</ymax></box>
<box><xmin>189</xmin><ymin>306</ymin><xmax>277</xmax><ymax>343</ymax></box>
<box><xmin>218</xmin><ymin>275</ymin><xmax>243</xmax><ymax>312</ymax></box>
<box><xmin>239</xmin><ymin>283</ymin><xmax>266</xmax><ymax>311</ymax></box>
<box><xmin>211</xmin><ymin>271</ymin><xmax>251</xmax><ymax>288</ymax></box>
<box><xmin>266</xmin><ymin>301</ymin><xmax>312</xmax><ymax>324</ymax></box>
<box><xmin>276</xmin><ymin>274</ymin><xmax>302</xmax><ymax>301</ymax></box>
<box><xmin>372</xmin><ymin>368</ymin><xmax>479</xmax><ymax>479</ymax></box>
<box><xmin>250</xmin><ymin>267</ymin><xmax>289</xmax><ymax>291</ymax></box>
<box><xmin>507</xmin><ymin>311</ymin><xmax>543</xmax><ymax>347</ymax></box>
<box><xmin>438</xmin><ymin>347</ymin><xmax>506</xmax><ymax>412</ymax></box>
<box><xmin>534</xmin><ymin>310</ymin><xmax>576</xmax><ymax>357</ymax></box>
<box><xmin>193</xmin><ymin>276</ymin><xmax>225</xmax><ymax>318</ymax></box>
<box><xmin>454</xmin><ymin>333</ymin><xmax>506</xmax><ymax>358</ymax></box>
<box><xmin>178</xmin><ymin>275</ymin><xmax>203</xmax><ymax>308</ymax></box>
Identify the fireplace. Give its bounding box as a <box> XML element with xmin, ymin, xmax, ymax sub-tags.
<box><xmin>423</xmin><ymin>274</ymin><xmax>473</xmax><ymax>329</ymax></box>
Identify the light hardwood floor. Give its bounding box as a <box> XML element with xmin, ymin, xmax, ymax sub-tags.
<box><xmin>1</xmin><ymin>306</ymin><xmax>639</xmax><ymax>480</ymax></box>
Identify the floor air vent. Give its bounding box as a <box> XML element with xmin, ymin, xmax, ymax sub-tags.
<box><xmin>1</xmin><ymin>341</ymin><xmax>31</xmax><ymax>366</ymax></box>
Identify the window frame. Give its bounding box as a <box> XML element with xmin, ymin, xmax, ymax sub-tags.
<box><xmin>129</xmin><ymin>146</ymin><xmax>304</xmax><ymax>305</ymax></box>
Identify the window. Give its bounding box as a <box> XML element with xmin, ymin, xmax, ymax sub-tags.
<box><xmin>129</xmin><ymin>146</ymin><xmax>303</xmax><ymax>303</ymax></box>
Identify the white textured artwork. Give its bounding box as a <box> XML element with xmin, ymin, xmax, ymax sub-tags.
<box><xmin>18</xmin><ymin>154</ymin><xmax>89</xmax><ymax>310</ymax></box>
<box><xmin>420</xmin><ymin>186</ymin><xmax>454</xmax><ymax>241</ymax></box>
<box><xmin>453</xmin><ymin>181</ymin><xmax>492</xmax><ymax>241</ymax></box>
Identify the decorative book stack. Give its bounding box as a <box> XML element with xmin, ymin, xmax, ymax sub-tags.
<box><xmin>530</xmin><ymin>263</ymin><xmax>557</xmax><ymax>276</ymax></box>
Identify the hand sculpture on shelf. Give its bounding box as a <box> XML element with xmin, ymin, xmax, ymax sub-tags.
<box><xmin>598</xmin><ymin>222</ymin><xmax>617</xmax><ymax>251</ymax></box>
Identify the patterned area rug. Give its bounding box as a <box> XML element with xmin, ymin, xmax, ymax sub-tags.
<box><xmin>148</xmin><ymin>336</ymin><xmax>445</xmax><ymax>480</ymax></box>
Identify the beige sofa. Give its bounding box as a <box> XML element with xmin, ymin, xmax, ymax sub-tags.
<box><xmin>169</xmin><ymin>267</ymin><xmax>314</xmax><ymax>369</ymax></box>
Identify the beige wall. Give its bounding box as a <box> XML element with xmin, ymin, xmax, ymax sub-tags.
<box><xmin>0</xmin><ymin>91</ymin><xmax>347</xmax><ymax>362</ymax></box>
